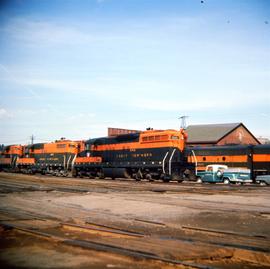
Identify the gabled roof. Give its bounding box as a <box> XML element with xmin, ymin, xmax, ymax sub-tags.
<box><xmin>186</xmin><ymin>123</ymin><xmax>243</xmax><ymax>143</ymax></box>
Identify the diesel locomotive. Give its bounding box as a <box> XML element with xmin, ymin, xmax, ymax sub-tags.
<box><xmin>185</xmin><ymin>144</ymin><xmax>270</xmax><ymax>179</ymax></box>
<box><xmin>73</xmin><ymin>129</ymin><xmax>194</xmax><ymax>182</ymax></box>
<box><xmin>0</xmin><ymin>139</ymin><xmax>82</xmax><ymax>176</ymax></box>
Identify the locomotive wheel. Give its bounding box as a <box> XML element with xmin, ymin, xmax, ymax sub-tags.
<box><xmin>135</xmin><ymin>173</ymin><xmax>141</xmax><ymax>181</ymax></box>
<box><xmin>146</xmin><ymin>174</ymin><xmax>153</xmax><ymax>182</ymax></box>
<box><xmin>98</xmin><ymin>171</ymin><xmax>105</xmax><ymax>179</ymax></box>
<box><xmin>72</xmin><ymin>169</ymin><xmax>77</xmax><ymax>178</ymax></box>
<box><xmin>171</xmin><ymin>172</ymin><xmax>182</xmax><ymax>182</ymax></box>
<box><xmin>162</xmin><ymin>176</ymin><xmax>170</xmax><ymax>183</ymax></box>
<box><xmin>135</xmin><ymin>170</ymin><xmax>142</xmax><ymax>181</ymax></box>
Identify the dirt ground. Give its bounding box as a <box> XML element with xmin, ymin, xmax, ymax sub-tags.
<box><xmin>0</xmin><ymin>173</ymin><xmax>269</xmax><ymax>269</ymax></box>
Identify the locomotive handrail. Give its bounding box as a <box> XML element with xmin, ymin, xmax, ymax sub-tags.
<box><xmin>191</xmin><ymin>150</ymin><xmax>198</xmax><ymax>176</ymax></box>
<box><xmin>71</xmin><ymin>154</ymin><xmax>77</xmax><ymax>169</ymax></box>
<box><xmin>67</xmin><ymin>155</ymin><xmax>72</xmax><ymax>170</ymax></box>
<box><xmin>63</xmin><ymin>155</ymin><xmax>66</xmax><ymax>170</ymax></box>
<box><xmin>168</xmin><ymin>149</ymin><xmax>176</xmax><ymax>175</ymax></box>
<box><xmin>162</xmin><ymin>152</ymin><xmax>169</xmax><ymax>174</ymax></box>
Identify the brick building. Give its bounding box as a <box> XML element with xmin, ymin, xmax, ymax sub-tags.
<box><xmin>108</xmin><ymin>127</ymin><xmax>140</xmax><ymax>137</ymax></box>
<box><xmin>186</xmin><ymin>123</ymin><xmax>260</xmax><ymax>146</ymax></box>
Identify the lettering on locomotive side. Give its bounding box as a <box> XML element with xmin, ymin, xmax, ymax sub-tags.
<box><xmin>117</xmin><ymin>154</ymin><xmax>128</xmax><ymax>158</ymax></box>
<box><xmin>116</xmin><ymin>152</ymin><xmax>153</xmax><ymax>158</ymax></box>
<box><xmin>132</xmin><ymin>153</ymin><xmax>153</xmax><ymax>158</ymax></box>
<box><xmin>48</xmin><ymin>158</ymin><xmax>59</xmax><ymax>161</ymax></box>
<box><xmin>39</xmin><ymin>157</ymin><xmax>59</xmax><ymax>161</ymax></box>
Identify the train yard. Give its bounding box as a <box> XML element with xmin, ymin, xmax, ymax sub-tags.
<box><xmin>0</xmin><ymin>172</ymin><xmax>269</xmax><ymax>268</ymax></box>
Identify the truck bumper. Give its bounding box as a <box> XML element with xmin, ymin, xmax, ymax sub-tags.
<box><xmin>230</xmin><ymin>179</ymin><xmax>252</xmax><ymax>183</ymax></box>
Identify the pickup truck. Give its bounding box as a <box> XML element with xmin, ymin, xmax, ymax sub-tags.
<box><xmin>255</xmin><ymin>175</ymin><xmax>270</xmax><ymax>185</ymax></box>
<box><xmin>196</xmin><ymin>164</ymin><xmax>252</xmax><ymax>184</ymax></box>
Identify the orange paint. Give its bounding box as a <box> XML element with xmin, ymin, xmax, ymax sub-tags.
<box><xmin>0</xmin><ymin>158</ymin><xmax>12</xmax><ymax>164</ymax></box>
<box><xmin>28</xmin><ymin>140</ymin><xmax>80</xmax><ymax>154</ymax></box>
<box><xmin>17</xmin><ymin>158</ymin><xmax>35</xmax><ymax>165</ymax></box>
<box><xmin>253</xmin><ymin>154</ymin><xmax>270</xmax><ymax>162</ymax></box>
<box><xmin>1</xmin><ymin>145</ymin><xmax>23</xmax><ymax>156</ymax></box>
<box><xmin>91</xmin><ymin>129</ymin><xmax>186</xmax><ymax>152</ymax></box>
<box><xmin>75</xmin><ymin>157</ymin><xmax>102</xmax><ymax>164</ymax></box>
<box><xmin>188</xmin><ymin>155</ymin><xmax>248</xmax><ymax>163</ymax></box>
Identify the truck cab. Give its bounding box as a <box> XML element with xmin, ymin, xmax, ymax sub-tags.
<box><xmin>197</xmin><ymin>164</ymin><xmax>252</xmax><ymax>184</ymax></box>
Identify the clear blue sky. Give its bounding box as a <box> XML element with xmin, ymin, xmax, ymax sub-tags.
<box><xmin>0</xmin><ymin>0</ymin><xmax>269</xmax><ymax>144</ymax></box>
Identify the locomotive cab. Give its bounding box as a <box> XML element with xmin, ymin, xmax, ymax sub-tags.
<box><xmin>0</xmin><ymin>145</ymin><xmax>23</xmax><ymax>171</ymax></box>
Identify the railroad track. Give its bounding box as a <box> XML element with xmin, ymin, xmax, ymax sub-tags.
<box><xmin>2</xmin><ymin>216</ymin><xmax>269</xmax><ymax>269</ymax></box>
<box><xmin>0</xmin><ymin>209</ymin><xmax>269</xmax><ymax>268</ymax></box>
<box><xmin>2</xmin><ymin>203</ymin><xmax>268</xmax><ymax>253</ymax></box>
<box><xmin>1</xmin><ymin>196</ymin><xmax>269</xmax><ymax>255</ymax></box>
<box><xmin>0</xmin><ymin>172</ymin><xmax>269</xmax><ymax>268</ymax></box>
<box><xmin>1</xmin><ymin>218</ymin><xmax>218</xmax><ymax>269</ymax></box>
<box><xmin>0</xmin><ymin>173</ymin><xmax>268</xmax><ymax>195</ymax></box>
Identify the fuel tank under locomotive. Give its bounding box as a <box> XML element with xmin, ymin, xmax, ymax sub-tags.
<box><xmin>102</xmin><ymin>168</ymin><xmax>130</xmax><ymax>179</ymax></box>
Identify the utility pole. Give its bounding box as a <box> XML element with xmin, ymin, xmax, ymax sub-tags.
<box><xmin>30</xmin><ymin>135</ymin><xmax>35</xmax><ymax>145</ymax></box>
<box><xmin>179</xmin><ymin>115</ymin><xmax>189</xmax><ymax>130</ymax></box>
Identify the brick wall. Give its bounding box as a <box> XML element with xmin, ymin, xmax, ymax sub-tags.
<box><xmin>108</xmin><ymin>128</ymin><xmax>141</xmax><ymax>137</ymax></box>
<box><xmin>217</xmin><ymin>125</ymin><xmax>259</xmax><ymax>145</ymax></box>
